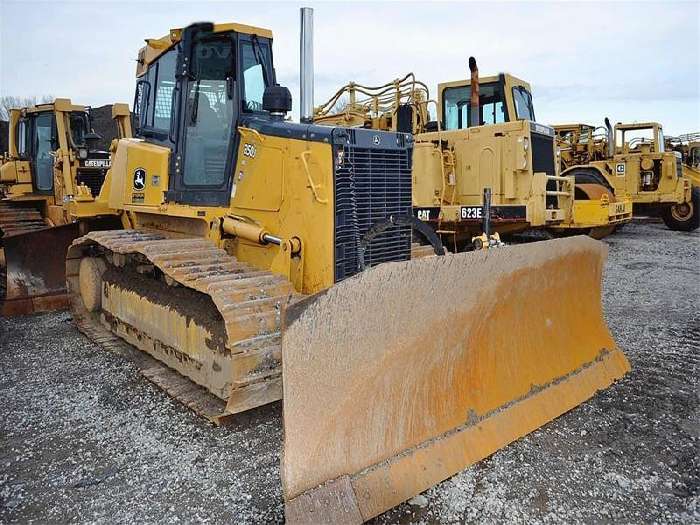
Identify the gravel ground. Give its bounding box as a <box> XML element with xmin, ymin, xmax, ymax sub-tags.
<box><xmin>1</xmin><ymin>222</ymin><xmax>698</xmax><ymax>524</ymax></box>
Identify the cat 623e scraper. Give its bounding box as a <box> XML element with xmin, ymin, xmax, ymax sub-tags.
<box><xmin>314</xmin><ymin>58</ymin><xmax>632</xmax><ymax>248</ymax></box>
<box><xmin>66</xmin><ymin>10</ymin><xmax>629</xmax><ymax>523</ymax></box>
<box><xmin>0</xmin><ymin>99</ymin><xmax>129</xmax><ymax>314</ymax></box>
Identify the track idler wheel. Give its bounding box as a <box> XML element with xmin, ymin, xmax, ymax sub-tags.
<box><xmin>79</xmin><ymin>257</ymin><xmax>107</xmax><ymax>312</ymax></box>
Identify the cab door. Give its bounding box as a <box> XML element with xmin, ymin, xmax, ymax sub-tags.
<box><xmin>30</xmin><ymin>112</ymin><xmax>56</xmax><ymax>195</ymax></box>
<box><xmin>169</xmin><ymin>35</ymin><xmax>238</xmax><ymax>206</ymax></box>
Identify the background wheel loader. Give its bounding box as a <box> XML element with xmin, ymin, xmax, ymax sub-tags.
<box><xmin>314</xmin><ymin>59</ymin><xmax>632</xmax><ymax>250</ymax></box>
<box><xmin>65</xmin><ymin>9</ymin><xmax>629</xmax><ymax>523</ymax></box>
<box><xmin>0</xmin><ymin>100</ymin><xmax>129</xmax><ymax>314</ymax></box>
<box><xmin>666</xmin><ymin>132</ymin><xmax>700</xmax><ymax>188</ymax></box>
<box><xmin>555</xmin><ymin>121</ymin><xmax>698</xmax><ymax>232</ymax></box>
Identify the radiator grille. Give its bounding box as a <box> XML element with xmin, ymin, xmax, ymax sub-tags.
<box><xmin>334</xmin><ymin>130</ymin><xmax>412</xmax><ymax>282</ymax></box>
<box><xmin>532</xmin><ymin>132</ymin><xmax>555</xmax><ymax>176</ymax></box>
<box><xmin>76</xmin><ymin>170</ymin><xmax>106</xmax><ymax>197</ymax></box>
<box><xmin>532</xmin><ymin>132</ymin><xmax>557</xmax><ymax>207</ymax></box>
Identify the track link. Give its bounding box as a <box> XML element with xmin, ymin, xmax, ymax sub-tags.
<box><xmin>66</xmin><ymin>229</ymin><xmax>300</xmax><ymax>423</ymax></box>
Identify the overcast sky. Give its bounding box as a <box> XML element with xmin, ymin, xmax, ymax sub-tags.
<box><xmin>1</xmin><ymin>0</ymin><xmax>698</xmax><ymax>135</ymax></box>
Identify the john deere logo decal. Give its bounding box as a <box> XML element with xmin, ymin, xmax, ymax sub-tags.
<box><xmin>373</xmin><ymin>135</ymin><xmax>381</xmax><ymax>146</ymax></box>
<box><xmin>133</xmin><ymin>168</ymin><xmax>146</xmax><ymax>190</ymax></box>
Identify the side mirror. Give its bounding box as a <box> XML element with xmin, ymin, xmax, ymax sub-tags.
<box><xmin>263</xmin><ymin>84</ymin><xmax>292</xmax><ymax>117</ymax></box>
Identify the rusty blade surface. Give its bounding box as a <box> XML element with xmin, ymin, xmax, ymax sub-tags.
<box><xmin>281</xmin><ymin>235</ymin><xmax>630</xmax><ymax>523</ymax></box>
<box><xmin>3</xmin><ymin>223</ymin><xmax>79</xmax><ymax>315</ymax></box>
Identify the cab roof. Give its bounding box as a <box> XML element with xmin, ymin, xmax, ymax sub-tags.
<box><xmin>137</xmin><ymin>22</ymin><xmax>273</xmax><ymax>76</ymax></box>
<box><xmin>18</xmin><ymin>98</ymin><xmax>86</xmax><ymax>115</ymax></box>
<box><xmin>437</xmin><ymin>73</ymin><xmax>531</xmax><ymax>94</ymax></box>
<box><xmin>615</xmin><ymin>122</ymin><xmax>662</xmax><ymax>131</ymax></box>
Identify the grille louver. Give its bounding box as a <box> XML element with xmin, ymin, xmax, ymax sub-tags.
<box><xmin>333</xmin><ymin>129</ymin><xmax>413</xmax><ymax>282</ymax></box>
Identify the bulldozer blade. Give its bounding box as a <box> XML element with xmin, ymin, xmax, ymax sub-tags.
<box><xmin>281</xmin><ymin>235</ymin><xmax>630</xmax><ymax>523</ymax></box>
<box><xmin>2</xmin><ymin>223</ymin><xmax>79</xmax><ymax>316</ymax></box>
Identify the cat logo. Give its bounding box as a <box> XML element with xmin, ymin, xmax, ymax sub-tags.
<box><xmin>373</xmin><ymin>135</ymin><xmax>381</xmax><ymax>146</ymax></box>
<box><xmin>133</xmin><ymin>168</ymin><xmax>146</xmax><ymax>190</ymax></box>
<box><xmin>615</xmin><ymin>163</ymin><xmax>626</xmax><ymax>176</ymax></box>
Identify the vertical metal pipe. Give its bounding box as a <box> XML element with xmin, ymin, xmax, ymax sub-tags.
<box><xmin>300</xmin><ymin>7</ymin><xmax>314</xmax><ymax>123</ymax></box>
<box><xmin>469</xmin><ymin>56</ymin><xmax>480</xmax><ymax>128</ymax></box>
<box><xmin>604</xmin><ymin>117</ymin><xmax>614</xmax><ymax>157</ymax></box>
<box><xmin>482</xmin><ymin>187</ymin><xmax>492</xmax><ymax>238</ymax></box>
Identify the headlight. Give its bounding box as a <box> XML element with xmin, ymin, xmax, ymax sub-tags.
<box><xmin>78</xmin><ymin>148</ymin><xmax>88</xmax><ymax>160</ymax></box>
<box><xmin>335</xmin><ymin>148</ymin><xmax>345</xmax><ymax>168</ymax></box>
<box><xmin>522</xmin><ymin>137</ymin><xmax>529</xmax><ymax>151</ymax></box>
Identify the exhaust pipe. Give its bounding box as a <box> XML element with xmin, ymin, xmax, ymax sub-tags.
<box><xmin>469</xmin><ymin>56</ymin><xmax>479</xmax><ymax>127</ymax></box>
<box><xmin>300</xmin><ymin>7</ymin><xmax>314</xmax><ymax>123</ymax></box>
<box><xmin>604</xmin><ymin>117</ymin><xmax>614</xmax><ymax>157</ymax></box>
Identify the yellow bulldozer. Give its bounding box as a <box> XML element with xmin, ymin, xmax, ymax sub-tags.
<box><xmin>555</xmin><ymin>120</ymin><xmax>698</xmax><ymax>231</ymax></box>
<box><xmin>65</xmin><ymin>10</ymin><xmax>629</xmax><ymax>522</ymax></box>
<box><xmin>0</xmin><ymin>99</ymin><xmax>130</xmax><ymax>314</ymax></box>
<box><xmin>314</xmin><ymin>59</ymin><xmax>632</xmax><ymax>249</ymax></box>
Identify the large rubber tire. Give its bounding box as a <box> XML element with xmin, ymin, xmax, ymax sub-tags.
<box><xmin>662</xmin><ymin>187</ymin><xmax>700</xmax><ymax>232</ymax></box>
<box><xmin>567</xmin><ymin>167</ymin><xmax>615</xmax><ymax>194</ymax></box>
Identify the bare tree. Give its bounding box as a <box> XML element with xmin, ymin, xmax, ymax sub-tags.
<box><xmin>0</xmin><ymin>95</ymin><xmax>54</xmax><ymax>120</ymax></box>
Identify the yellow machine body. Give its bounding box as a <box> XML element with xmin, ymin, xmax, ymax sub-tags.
<box><xmin>107</xmin><ymin>131</ymin><xmax>336</xmax><ymax>294</ymax></box>
<box><xmin>64</xmin><ymin>19</ymin><xmax>629</xmax><ymax>524</ymax></box>
<box><xmin>555</xmin><ymin>122</ymin><xmax>697</xmax><ymax>231</ymax></box>
<box><xmin>315</xmin><ymin>69</ymin><xmax>631</xmax><ymax>246</ymax></box>
<box><xmin>0</xmin><ymin>99</ymin><xmax>127</xmax><ymax>315</ymax></box>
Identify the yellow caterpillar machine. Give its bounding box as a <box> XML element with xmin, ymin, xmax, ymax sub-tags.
<box><xmin>314</xmin><ymin>59</ymin><xmax>632</xmax><ymax>248</ymax></box>
<box><xmin>555</xmin><ymin>121</ymin><xmax>698</xmax><ymax>231</ymax></box>
<box><xmin>666</xmin><ymin>132</ymin><xmax>700</xmax><ymax>187</ymax></box>
<box><xmin>0</xmin><ymin>100</ymin><xmax>129</xmax><ymax>314</ymax></box>
<box><xmin>65</xmin><ymin>10</ymin><xmax>629</xmax><ymax>523</ymax></box>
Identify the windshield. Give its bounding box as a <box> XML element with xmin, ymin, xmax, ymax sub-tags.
<box><xmin>512</xmin><ymin>86</ymin><xmax>535</xmax><ymax>121</ymax></box>
<box><xmin>443</xmin><ymin>82</ymin><xmax>507</xmax><ymax>130</ymax></box>
<box><xmin>618</xmin><ymin>127</ymin><xmax>657</xmax><ymax>152</ymax></box>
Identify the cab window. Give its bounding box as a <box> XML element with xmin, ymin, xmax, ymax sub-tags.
<box><xmin>443</xmin><ymin>82</ymin><xmax>507</xmax><ymax>130</ymax></box>
<box><xmin>512</xmin><ymin>86</ymin><xmax>535</xmax><ymax>121</ymax></box>
<box><xmin>153</xmin><ymin>50</ymin><xmax>177</xmax><ymax>130</ymax></box>
<box><xmin>240</xmin><ymin>38</ymin><xmax>272</xmax><ymax>112</ymax></box>
<box><xmin>134</xmin><ymin>49</ymin><xmax>177</xmax><ymax>136</ymax></box>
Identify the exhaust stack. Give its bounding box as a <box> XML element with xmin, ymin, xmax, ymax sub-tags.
<box><xmin>300</xmin><ymin>7</ymin><xmax>314</xmax><ymax>123</ymax></box>
<box><xmin>604</xmin><ymin>117</ymin><xmax>614</xmax><ymax>157</ymax></box>
<box><xmin>469</xmin><ymin>56</ymin><xmax>479</xmax><ymax>127</ymax></box>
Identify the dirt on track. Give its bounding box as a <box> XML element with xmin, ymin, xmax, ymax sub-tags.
<box><xmin>1</xmin><ymin>221</ymin><xmax>698</xmax><ymax>524</ymax></box>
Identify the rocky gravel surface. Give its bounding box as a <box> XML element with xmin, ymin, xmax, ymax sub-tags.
<box><xmin>1</xmin><ymin>222</ymin><xmax>698</xmax><ymax>523</ymax></box>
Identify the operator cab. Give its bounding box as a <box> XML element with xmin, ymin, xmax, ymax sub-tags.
<box><xmin>438</xmin><ymin>74</ymin><xmax>535</xmax><ymax>130</ymax></box>
<box><xmin>615</xmin><ymin>123</ymin><xmax>664</xmax><ymax>155</ymax></box>
<box><xmin>14</xmin><ymin>105</ymin><xmax>101</xmax><ymax>195</ymax></box>
<box><xmin>132</xmin><ymin>23</ymin><xmax>281</xmax><ymax>206</ymax></box>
